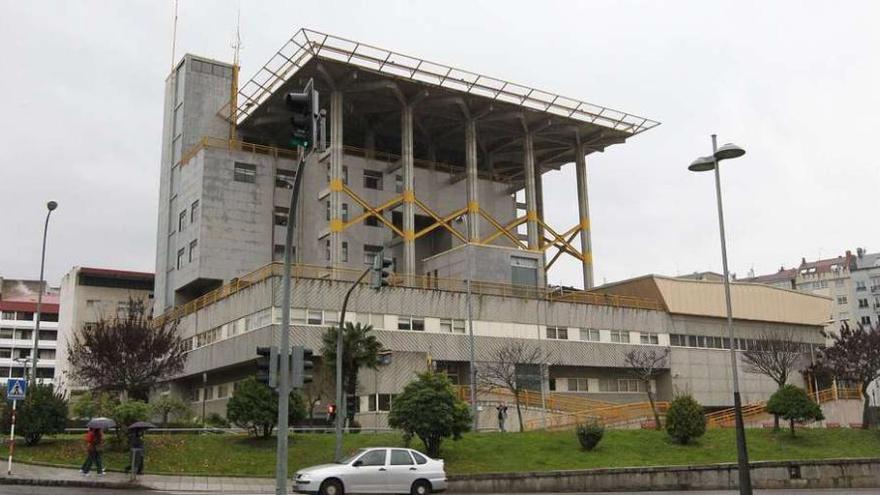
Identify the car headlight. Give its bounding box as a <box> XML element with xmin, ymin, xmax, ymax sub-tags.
<box><xmin>296</xmin><ymin>473</ymin><xmax>309</xmax><ymax>480</ymax></box>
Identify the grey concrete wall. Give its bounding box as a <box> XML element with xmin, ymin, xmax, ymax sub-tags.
<box><xmin>447</xmin><ymin>458</ymin><xmax>880</xmax><ymax>493</ymax></box>
<box><xmin>423</xmin><ymin>244</ymin><xmax>545</xmax><ymax>287</ymax></box>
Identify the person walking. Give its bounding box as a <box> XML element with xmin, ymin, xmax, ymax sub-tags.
<box><xmin>496</xmin><ymin>402</ymin><xmax>509</xmax><ymax>432</ymax></box>
<box><xmin>79</xmin><ymin>427</ymin><xmax>105</xmax><ymax>476</ymax></box>
<box><xmin>124</xmin><ymin>429</ymin><xmax>145</xmax><ymax>475</ymax></box>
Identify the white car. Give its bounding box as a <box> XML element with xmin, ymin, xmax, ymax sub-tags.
<box><xmin>294</xmin><ymin>447</ymin><xmax>447</xmax><ymax>495</ymax></box>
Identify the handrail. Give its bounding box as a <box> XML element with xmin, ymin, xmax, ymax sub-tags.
<box><xmin>525</xmin><ymin>400</ymin><xmax>669</xmax><ymax>431</ymax></box>
<box><xmin>704</xmin><ymin>385</ymin><xmax>863</xmax><ymax>427</ymax></box>
<box><xmin>154</xmin><ymin>262</ymin><xmax>662</xmax><ymax>326</ymax></box>
<box><xmin>455</xmin><ymin>386</ymin><xmax>613</xmax><ymax>413</ymax></box>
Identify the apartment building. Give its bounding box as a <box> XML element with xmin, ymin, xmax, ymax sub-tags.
<box><xmin>0</xmin><ymin>278</ymin><xmax>59</xmax><ymax>384</ymax></box>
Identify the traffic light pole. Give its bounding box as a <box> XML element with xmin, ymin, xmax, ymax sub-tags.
<box><xmin>334</xmin><ymin>266</ymin><xmax>372</xmax><ymax>461</ymax></box>
<box><xmin>276</xmin><ymin>148</ymin><xmax>307</xmax><ymax>495</ymax></box>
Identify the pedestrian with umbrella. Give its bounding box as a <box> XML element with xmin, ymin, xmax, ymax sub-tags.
<box><xmin>80</xmin><ymin>417</ymin><xmax>115</xmax><ymax>477</ymax></box>
<box><xmin>124</xmin><ymin>421</ymin><xmax>154</xmax><ymax>476</ymax></box>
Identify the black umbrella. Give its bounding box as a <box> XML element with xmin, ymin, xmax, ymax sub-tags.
<box><xmin>128</xmin><ymin>421</ymin><xmax>155</xmax><ymax>430</ymax></box>
<box><xmin>86</xmin><ymin>417</ymin><xmax>116</xmax><ymax>429</ymax></box>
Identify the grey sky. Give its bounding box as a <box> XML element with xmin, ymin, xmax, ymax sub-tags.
<box><xmin>2</xmin><ymin>1</ymin><xmax>878</xmax><ymax>289</ymax></box>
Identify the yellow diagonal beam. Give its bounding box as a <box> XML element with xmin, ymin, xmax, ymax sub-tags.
<box><xmin>545</xmin><ymin>230</ymin><xmax>580</xmax><ymax>270</ymax></box>
<box><xmin>478</xmin><ymin>208</ymin><xmax>528</xmax><ymax>249</ymax></box>
<box><xmin>412</xmin><ymin>197</ymin><xmax>468</xmax><ymax>243</ymax></box>
<box><xmin>342</xmin><ymin>185</ymin><xmax>406</xmax><ymax>238</ymax></box>
<box><xmin>480</xmin><ymin>215</ymin><xmax>527</xmax><ymax>246</ymax></box>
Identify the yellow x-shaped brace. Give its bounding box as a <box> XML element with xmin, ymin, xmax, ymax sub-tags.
<box><xmin>545</xmin><ymin>230</ymin><xmax>581</xmax><ymax>270</ymax></box>
<box><xmin>537</xmin><ymin>218</ymin><xmax>584</xmax><ymax>262</ymax></box>
<box><xmin>340</xmin><ymin>185</ymin><xmax>406</xmax><ymax>238</ymax></box>
<box><xmin>412</xmin><ymin>197</ymin><xmax>468</xmax><ymax>244</ymax></box>
<box><xmin>478</xmin><ymin>209</ymin><xmax>529</xmax><ymax>249</ymax></box>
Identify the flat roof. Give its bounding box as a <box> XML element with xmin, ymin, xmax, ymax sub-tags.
<box><xmin>230</xmin><ymin>29</ymin><xmax>659</xmax><ymax>180</ymax></box>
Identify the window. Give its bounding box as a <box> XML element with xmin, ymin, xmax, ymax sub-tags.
<box><xmin>274</xmin><ymin>206</ymin><xmax>289</xmax><ymax>226</ymax></box>
<box><xmin>364</xmin><ymin>214</ymin><xmax>380</xmax><ymax>227</ymax></box>
<box><xmin>307</xmin><ymin>310</ymin><xmax>323</xmax><ymax>325</ymax></box>
<box><xmin>440</xmin><ymin>319</ymin><xmax>466</xmax><ymax>333</ymax></box>
<box><xmin>16</xmin><ymin>312</ymin><xmax>33</xmax><ymax>322</ymax></box>
<box><xmin>619</xmin><ymin>379</ymin><xmax>645</xmax><ymax>392</ymax></box>
<box><xmin>190</xmin><ymin>388</ymin><xmax>201</xmax><ymax>402</ymax></box>
<box><xmin>342</xmin><ymin>242</ymin><xmax>349</xmax><ymax>263</ymax></box>
<box><xmin>204</xmin><ymin>387</ymin><xmax>214</xmax><ymax>400</ymax></box>
<box><xmin>511</xmin><ymin>256</ymin><xmax>538</xmax><ymax>286</ymax></box>
<box><xmin>1</xmin><ymin>312</ymin><xmax>13</xmax><ymax>321</ymax></box>
<box><xmin>17</xmin><ymin>349</ymin><xmax>31</xmax><ymax>359</ymax></box>
<box><xmin>0</xmin><ymin>348</ymin><xmax>10</xmax><ymax>359</ymax></box>
<box><xmin>292</xmin><ymin>309</ymin><xmax>307</xmax><ymax>324</ymax></box>
<box><xmin>342</xmin><ymin>166</ymin><xmax>349</xmax><ymax>185</ymax></box>
<box><xmin>859</xmin><ymin>298</ymin><xmax>869</xmax><ymax>308</ymax></box>
<box><xmin>546</xmin><ymin>326</ymin><xmax>568</xmax><ymax>340</ymax></box>
<box><xmin>669</xmin><ymin>334</ymin><xmax>685</xmax><ymax>346</ymax></box>
<box><xmin>178</xmin><ymin>210</ymin><xmax>186</xmax><ymax>232</ymax></box>
<box><xmin>395</xmin><ymin>174</ymin><xmax>403</xmax><ymax>193</ymax></box>
<box><xmin>190</xmin><ymin>200</ymin><xmax>199</xmax><ymax>223</ymax></box>
<box><xmin>579</xmin><ymin>328</ymin><xmax>600</xmax><ymax>342</ymax></box>
<box><xmin>325</xmin><ymin>240</ymin><xmax>331</xmax><ymax>261</ymax></box>
<box><xmin>217</xmin><ymin>384</ymin><xmax>228</xmax><ymax>399</ymax></box>
<box><xmin>368</xmin><ymin>393</ymin><xmax>394</xmax><ymax>412</ymax></box>
<box><xmin>189</xmin><ymin>239</ymin><xmax>198</xmax><ymax>262</ymax></box>
<box><xmin>567</xmin><ymin>378</ymin><xmax>588</xmax><ymax>392</ymax></box>
<box><xmin>364</xmin><ymin>244</ymin><xmax>383</xmax><ymax>265</ymax></box>
<box><xmin>38</xmin><ymin>349</ymin><xmax>56</xmax><ymax>360</ymax></box>
<box><xmin>839</xmin><ymin>312</ymin><xmax>849</xmax><ymax>321</ymax></box>
<box><xmin>397</xmin><ymin>316</ymin><xmax>425</xmax><ymax>331</ymax></box>
<box><xmin>610</xmin><ymin>330</ymin><xmax>630</xmax><ymax>343</ymax></box>
<box><xmin>341</xmin><ymin>203</ymin><xmax>349</xmax><ymax>222</ymax></box>
<box><xmin>358</xmin><ymin>449</ymin><xmax>387</xmax><ymax>467</ymax></box>
<box><xmin>325</xmin><ymin>200</ymin><xmax>331</xmax><ymax>221</ymax></box>
<box><xmin>40</xmin><ymin>312</ymin><xmax>58</xmax><ymax>322</ymax></box>
<box><xmin>276</xmin><ymin>168</ymin><xmax>295</xmax><ymax>188</ymax></box>
<box><xmin>390</xmin><ymin>449</ymin><xmax>413</xmax><ymax>465</ymax></box>
<box><xmin>234</xmin><ymin>162</ymin><xmax>257</xmax><ymax>183</ymax></box>
<box><xmin>837</xmin><ymin>296</ymin><xmax>848</xmax><ymax>305</ymax></box>
<box><xmin>411</xmin><ymin>451</ymin><xmax>428</xmax><ymax>465</ymax></box>
<box><xmin>14</xmin><ymin>329</ymin><xmax>31</xmax><ymax>341</ymax></box>
<box><xmin>324</xmin><ymin>311</ymin><xmax>340</xmax><ymax>326</ymax></box>
<box><xmin>856</xmin><ymin>281</ymin><xmax>867</xmax><ymax>292</ymax></box>
<box><xmin>363</xmin><ymin>169</ymin><xmax>383</xmax><ymax>190</ymax></box>
<box><xmin>862</xmin><ymin>316</ymin><xmax>873</xmax><ymax>325</ymax></box>
<box><xmin>177</xmin><ymin>248</ymin><xmax>186</xmax><ymax>269</ymax></box>
<box><xmin>640</xmin><ymin>332</ymin><xmax>659</xmax><ymax>345</ymax></box>
<box><xmin>0</xmin><ymin>328</ymin><xmax>12</xmax><ymax>339</ymax></box>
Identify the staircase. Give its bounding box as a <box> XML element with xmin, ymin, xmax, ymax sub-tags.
<box><xmin>704</xmin><ymin>386</ymin><xmax>862</xmax><ymax>428</ymax></box>
<box><xmin>523</xmin><ymin>400</ymin><xmax>669</xmax><ymax>431</ymax></box>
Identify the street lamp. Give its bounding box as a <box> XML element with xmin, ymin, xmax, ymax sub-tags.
<box><xmin>688</xmin><ymin>135</ymin><xmax>752</xmax><ymax>495</ymax></box>
<box><xmin>32</xmin><ymin>200</ymin><xmax>58</xmax><ymax>384</ymax></box>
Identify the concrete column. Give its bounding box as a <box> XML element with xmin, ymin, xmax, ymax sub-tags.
<box><xmin>534</xmin><ymin>161</ymin><xmax>545</xmax><ymax>249</ymax></box>
<box><xmin>523</xmin><ymin>133</ymin><xmax>539</xmax><ymax>250</ymax></box>
<box><xmin>465</xmin><ymin>119</ymin><xmax>480</xmax><ymax>241</ymax></box>
<box><xmin>329</xmin><ymin>91</ymin><xmax>344</xmax><ymax>269</ymax></box>
<box><xmin>401</xmin><ymin>105</ymin><xmax>416</xmax><ymax>279</ymax></box>
<box><xmin>364</xmin><ymin>128</ymin><xmax>375</xmax><ymax>159</ymax></box>
<box><xmin>575</xmin><ymin>144</ymin><xmax>595</xmax><ymax>289</ymax></box>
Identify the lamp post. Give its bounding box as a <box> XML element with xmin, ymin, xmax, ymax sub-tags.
<box><xmin>688</xmin><ymin>135</ymin><xmax>751</xmax><ymax>494</ymax></box>
<box><xmin>31</xmin><ymin>201</ymin><xmax>58</xmax><ymax>384</ymax></box>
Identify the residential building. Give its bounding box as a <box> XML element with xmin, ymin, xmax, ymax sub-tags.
<box><xmin>55</xmin><ymin>267</ymin><xmax>155</xmax><ymax>396</ymax></box>
<box><xmin>151</xmin><ymin>29</ymin><xmax>830</xmax><ymax>428</ymax></box>
<box><xmin>0</xmin><ymin>277</ymin><xmax>60</xmax><ymax>385</ymax></box>
<box><xmin>849</xmin><ymin>248</ymin><xmax>880</xmax><ymax>328</ymax></box>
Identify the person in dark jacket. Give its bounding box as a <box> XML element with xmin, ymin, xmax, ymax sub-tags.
<box><xmin>79</xmin><ymin>428</ymin><xmax>104</xmax><ymax>476</ymax></box>
<box><xmin>496</xmin><ymin>402</ymin><xmax>509</xmax><ymax>432</ymax></box>
<box><xmin>124</xmin><ymin>429</ymin><xmax>146</xmax><ymax>475</ymax></box>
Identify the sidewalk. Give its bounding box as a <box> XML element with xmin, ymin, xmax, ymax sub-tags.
<box><xmin>3</xmin><ymin>462</ymin><xmax>289</xmax><ymax>492</ymax></box>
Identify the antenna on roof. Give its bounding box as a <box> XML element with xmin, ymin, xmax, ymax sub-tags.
<box><xmin>170</xmin><ymin>0</ymin><xmax>179</xmax><ymax>72</ymax></box>
<box><xmin>229</xmin><ymin>2</ymin><xmax>243</xmax><ymax>141</ymax></box>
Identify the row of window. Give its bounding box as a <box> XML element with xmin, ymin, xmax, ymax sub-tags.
<box><xmin>175</xmin><ymin>239</ymin><xmax>199</xmax><ymax>270</ymax></box>
<box><xmin>239</xmin><ymin>159</ymin><xmax>406</xmax><ymax>195</ymax></box>
<box><xmin>0</xmin><ymin>312</ymin><xmax>58</xmax><ymax>323</ymax></box>
<box><xmin>0</xmin><ymin>329</ymin><xmax>57</xmax><ymax>341</ymax></box>
<box><xmin>548</xmin><ymin>377</ymin><xmax>647</xmax><ymax>393</ymax></box>
<box><xmin>186</xmin><ymin>308</ymin><xmax>273</xmax><ymax>352</ymax></box>
<box><xmin>0</xmin><ymin>348</ymin><xmax>55</xmax><ymax>360</ymax></box>
<box><xmin>1</xmin><ymin>367</ymin><xmax>54</xmax><ymax>379</ymax></box>
<box><xmin>177</xmin><ymin>200</ymin><xmax>200</xmax><ymax>232</ymax></box>
<box><xmin>545</xmin><ymin>327</ymin><xmax>659</xmax><ymax>345</ymax></box>
<box><xmin>669</xmin><ymin>334</ymin><xmax>811</xmax><ymax>351</ymax></box>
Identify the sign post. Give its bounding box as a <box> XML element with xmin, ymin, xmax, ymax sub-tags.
<box><xmin>6</xmin><ymin>379</ymin><xmax>27</xmax><ymax>475</ymax></box>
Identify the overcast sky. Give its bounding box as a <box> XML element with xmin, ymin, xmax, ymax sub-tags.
<box><xmin>2</xmin><ymin>1</ymin><xmax>879</xmax><ymax>289</ymax></box>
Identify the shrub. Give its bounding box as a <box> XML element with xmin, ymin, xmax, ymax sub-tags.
<box><xmin>110</xmin><ymin>400</ymin><xmax>151</xmax><ymax>449</ymax></box>
<box><xmin>388</xmin><ymin>372</ymin><xmax>471</xmax><ymax>457</ymax></box>
<box><xmin>0</xmin><ymin>383</ymin><xmax>68</xmax><ymax>446</ymax></box>
<box><xmin>666</xmin><ymin>394</ymin><xmax>706</xmax><ymax>444</ymax></box>
<box><xmin>575</xmin><ymin>420</ymin><xmax>604</xmax><ymax>451</ymax></box>
<box><xmin>205</xmin><ymin>412</ymin><xmax>231</xmax><ymax>428</ymax></box>
<box><xmin>226</xmin><ymin>377</ymin><xmax>306</xmax><ymax>438</ymax></box>
<box><xmin>150</xmin><ymin>395</ymin><xmax>192</xmax><ymax>426</ymax></box>
<box><xmin>766</xmin><ymin>384</ymin><xmax>824</xmax><ymax>437</ymax></box>
<box><xmin>70</xmin><ymin>391</ymin><xmax>117</xmax><ymax>420</ymax></box>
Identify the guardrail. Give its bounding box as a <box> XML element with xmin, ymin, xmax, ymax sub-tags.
<box><xmin>524</xmin><ymin>401</ymin><xmax>669</xmax><ymax>431</ymax></box>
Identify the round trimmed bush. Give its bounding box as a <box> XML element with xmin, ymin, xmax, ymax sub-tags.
<box><xmin>575</xmin><ymin>420</ymin><xmax>604</xmax><ymax>451</ymax></box>
<box><xmin>665</xmin><ymin>394</ymin><xmax>706</xmax><ymax>444</ymax></box>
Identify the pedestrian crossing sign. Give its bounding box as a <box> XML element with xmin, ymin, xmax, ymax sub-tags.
<box><xmin>6</xmin><ymin>379</ymin><xmax>26</xmax><ymax>401</ymax></box>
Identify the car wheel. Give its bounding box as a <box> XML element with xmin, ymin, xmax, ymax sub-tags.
<box><xmin>320</xmin><ymin>479</ymin><xmax>344</xmax><ymax>495</ymax></box>
<box><xmin>411</xmin><ymin>479</ymin><xmax>431</xmax><ymax>495</ymax></box>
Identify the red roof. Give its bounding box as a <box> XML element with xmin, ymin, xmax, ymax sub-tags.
<box><xmin>0</xmin><ymin>294</ymin><xmax>60</xmax><ymax>313</ymax></box>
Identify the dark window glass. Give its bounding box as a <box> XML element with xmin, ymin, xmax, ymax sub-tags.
<box><xmin>411</xmin><ymin>451</ymin><xmax>428</xmax><ymax>465</ymax></box>
<box><xmin>390</xmin><ymin>449</ymin><xmax>413</xmax><ymax>465</ymax></box>
<box><xmin>234</xmin><ymin>162</ymin><xmax>257</xmax><ymax>183</ymax></box>
<box><xmin>358</xmin><ymin>449</ymin><xmax>386</xmax><ymax>466</ymax></box>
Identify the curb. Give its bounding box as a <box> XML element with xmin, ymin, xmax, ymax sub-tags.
<box><xmin>0</xmin><ymin>476</ymin><xmax>141</xmax><ymax>490</ymax></box>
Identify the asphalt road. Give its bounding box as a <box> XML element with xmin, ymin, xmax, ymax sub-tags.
<box><xmin>2</xmin><ymin>486</ymin><xmax>880</xmax><ymax>495</ymax></box>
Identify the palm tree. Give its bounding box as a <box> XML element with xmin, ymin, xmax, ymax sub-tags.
<box><xmin>321</xmin><ymin>322</ymin><xmax>383</xmax><ymax>420</ymax></box>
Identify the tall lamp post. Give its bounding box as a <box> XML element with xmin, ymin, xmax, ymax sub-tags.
<box><xmin>31</xmin><ymin>201</ymin><xmax>58</xmax><ymax>384</ymax></box>
<box><xmin>688</xmin><ymin>135</ymin><xmax>751</xmax><ymax>494</ymax></box>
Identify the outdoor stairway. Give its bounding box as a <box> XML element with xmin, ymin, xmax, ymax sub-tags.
<box><xmin>455</xmin><ymin>386</ymin><xmax>614</xmax><ymax>413</ymax></box>
<box><xmin>705</xmin><ymin>386</ymin><xmax>861</xmax><ymax>428</ymax></box>
<box><xmin>523</xmin><ymin>400</ymin><xmax>669</xmax><ymax>431</ymax></box>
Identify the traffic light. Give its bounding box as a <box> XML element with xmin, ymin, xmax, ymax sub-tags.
<box><xmin>256</xmin><ymin>346</ymin><xmax>279</xmax><ymax>388</ymax></box>
<box><xmin>291</xmin><ymin>346</ymin><xmax>315</xmax><ymax>389</ymax></box>
<box><xmin>370</xmin><ymin>253</ymin><xmax>393</xmax><ymax>289</ymax></box>
<box><xmin>285</xmin><ymin>81</ymin><xmax>319</xmax><ymax>150</ymax></box>
<box><xmin>345</xmin><ymin>394</ymin><xmax>358</xmax><ymax>419</ymax></box>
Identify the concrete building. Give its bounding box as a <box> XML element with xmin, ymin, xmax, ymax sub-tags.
<box><xmin>55</xmin><ymin>267</ymin><xmax>155</xmax><ymax>395</ymax></box>
<box><xmin>151</xmin><ymin>29</ymin><xmax>832</xmax><ymax>428</ymax></box>
<box><xmin>0</xmin><ymin>278</ymin><xmax>59</xmax><ymax>385</ymax></box>
<box><xmin>849</xmin><ymin>248</ymin><xmax>880</xmax><ymax>329</ymax></box>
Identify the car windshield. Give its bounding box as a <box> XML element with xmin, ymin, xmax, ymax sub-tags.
<box><xmin>337</xmin><ymin>449</ymin><xmax>366</xmax><ymax>464</ymax></box>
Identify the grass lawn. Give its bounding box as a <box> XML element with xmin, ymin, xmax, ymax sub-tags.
<box><xmin>2</xmin><ymin>428</ymin><xmax>878</xmax><ymax>477</ymax></box>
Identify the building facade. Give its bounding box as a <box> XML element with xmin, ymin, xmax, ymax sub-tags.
<box><xmin>0</xmin><ymin>278</ymin><xmax>59</xmax><ymax>385</ymax></box>
<box><xmin>55</xmin><ymin>267</ymin><xmax>155</xmax><ymax>396</ymax></box>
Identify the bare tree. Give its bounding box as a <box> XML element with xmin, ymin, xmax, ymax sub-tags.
<box><xmin>301</xmin><ymin>365</ymin><xmax>334</xmax><ymax>422</ymax></box>
<box><xmin>66</xmin><ymin>298</ymin><xmax>187</xmax><ymax>400</ymax></box>
<box><xmin>741</xmin><ymin>330</ymin><xmax>807</xmax><ymax>429</ymax></box>
<box><xmin>479</xmin><ymin>341</ymin><xmax>549</xmax><ymax>432</ymax></box>
<box><xmin>624</xmin><ymin>347</ymin><xmax>670</xmax><ymax>430</ymax></box>
<box><xmin>819</xmin><ymin>321</ymin><xmax>880</xmax><ymax>428</ymax></box>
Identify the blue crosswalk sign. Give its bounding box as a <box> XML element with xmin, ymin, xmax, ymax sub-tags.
<box><xmin>7</xmin><ymin>379</ymin><xmax>26</xmax><ymax>401</ymax></box>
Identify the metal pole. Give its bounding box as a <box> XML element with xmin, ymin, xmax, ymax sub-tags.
<box><xmin>31</xmin><ymin>206</ymin><xmax>55</xmax><ymax>383</ymax></box>
<box><xmin>711</xmin><ymin>134</ymin><xmax>752</xmax><ymax>495</ymax></box>
<box><xmin>466</xmin><ymin>244</ymin><xmax>478</xmax><ymax>431</ymax></box>
<box><xmin>277</xmin><ymin>147</ymin><xmax>307</xmax><ymax>495</ymax></box>
<box><xmin>7</xmin><ymin>399</ymin><xmax>16</xmax><ymax>474</ymax></box>
<box><xmin>335</xmin><ymin>267</ymin><xmax>371</xmax><ymax>461</ymax></box>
